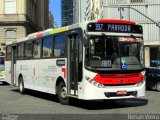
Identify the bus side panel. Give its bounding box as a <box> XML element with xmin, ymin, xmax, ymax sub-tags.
<box><xmin>38</xmin><ymin>59</ymin><xmax>55</xmax><ymax>94</ymax></box>
<box><xmin>15</xmin><ymin>58</ymin><xmax>67</xmax><ymax>95</ymax></box>
<box><xmin>38</xmin><ymin>58</ymin><xmax>67</xmax><ymax>94</ymax></box>
<box><xmin>16</xmin><ymin>60</ymin><xmax>35</xmax><ymax>89</ymax></box>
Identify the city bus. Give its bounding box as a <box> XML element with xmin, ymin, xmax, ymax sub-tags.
<box><xmin>5</xmin><ymin>19</ymin><xmax>145</xmax><ymax>104</ymax></box>
<box><xmin>0</xmin><ymin>52</ymin><xmax>5</xmax><ymax>84</ymax></box>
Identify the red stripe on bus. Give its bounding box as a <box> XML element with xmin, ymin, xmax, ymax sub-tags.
<box><xmin>97</xmin><ymin>19</ymin><xmax>136</xmax><ymax>25</ymax></box>
<box><xmin>93</xmin><ymin>73</ymin><xmax>143</xmax><ymax>85</ymax></box>
<box><xmin>33</xmin><ymin>68</ymin><xmax>35</xmax><ymax>76</ymax></box>
<box><xmin>62</xmin><ymin>68</ymin><xmax>66</xmax><ymax>78</ymax></box>
<box><xmin>36</xmin><ymin>33</ymin><xmax>43</xmax><ymax>38</ymax></box>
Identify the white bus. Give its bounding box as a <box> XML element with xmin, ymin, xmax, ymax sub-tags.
<box><xmin>5</xmin><ymin>19</ymin><xmax>145</xmax><ymax>104</ymax></box>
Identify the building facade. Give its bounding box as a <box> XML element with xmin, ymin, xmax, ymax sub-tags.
<box><xmin>49</xmin><ymin>11</ymin><xmax>54</xmax><ymax>28</ymax></box>
<box><xmin>72</xmin><ymin>0</ymin><xmax>88</xmax><ymax>23</ymax></box>
<box><xmin>0</xmin><ymin>0</ymin><xmax>49</xmax><ymax>52</ymax></box>
<box><xmin>61</xmin><ymin>0</ymin><xmax>73</xmax><ymax>26</ymax></box>
<box><xmin>85</xmin><ymin>0</ymin><xmax>103</xmax><ymax>21</ymax></box>
<box><xmin>61</xmin><ymin>0</ymin><xmax>93</xmax><ymax>26</ymax></box>
<box><xmin>85</xmin><ymin>0</ymin><xmax>160</xmax><ymax>67</ymax></box>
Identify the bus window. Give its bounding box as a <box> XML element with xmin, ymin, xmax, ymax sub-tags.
<box><xmin>54</xmin><ymin>34</ymin><xmax>66</xmax><ymax>57</ymax></box>
<box><xmin>78</xmin><ymin>36</ymin><xmax>83</xmax><ymax>82</ymax></box>
<box><xmin>0</xmin><ymin>57</ymin><xmax>4</xmax><ymax>65</ymax></box>
<box><xmin>18</xmin><ymin>43</ymin><xmax>24</xmax><ymax>60</ymax></box>
<box><xmin>24</xmin><ymin>42</ymin><xmax>33</xmax><ymax>59</ymax></box>
<box><xmin>0</xmin><ymin>56</ymin><xmax>5</xmax><ymax>79</ymax></box>
<box><xmin>6</xmin><ymin>46</ymin><xmax>12</xmax><ymax>61</ymax></box>
<box><xmin>33</xmin><ymin>39</ymin><xmax>42</xmax><ymax>59</ymax></box>
<box><xmin>42</xmin><ymin>36</ymin><xmax>52</xmax><ymax>58</ymax></box>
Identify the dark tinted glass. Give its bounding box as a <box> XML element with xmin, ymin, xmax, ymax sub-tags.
<box><xmin>6</xmin><ymin>46</ymin><xmax>12</xmax><ymax>61</ymax></box>
<box><xmin>33</xmin><ymin>39</ymin><xmax>42</xmax><ymax>58</ymax></box>
<box><xmin>24</xmin><ymin>42</ymin><xmax>32</xmax><ymax>59</ymax></box>
<box><xmin>43</xmin><ymin>36</ymin><xmax>52</xmax><ymax>58</ymax></box>
<box><xmin>18</xmin><ymin>44</ymin><xmax>24</xmax><ymax>59</ymax></box>
<box><xmin>54</xmin><ymin>34</ymin><xmax>66</xmax><ymax>57</ymax></box>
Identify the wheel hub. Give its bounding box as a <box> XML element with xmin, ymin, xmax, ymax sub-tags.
<box><xmin>60</xmin><ymin>87</ymin><xmax>67</xmax><ymax>99</ymax></box>
<box><xmin>20</xmin><ymin>81</ymin><xmax>23</xmax><ymax>91</ymax></box>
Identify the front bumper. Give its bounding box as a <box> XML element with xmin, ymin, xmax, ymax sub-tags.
<box><xmin>80</xmin><ymin>81</ymin><xmax>145</xmax><ymax>100</ymax></box>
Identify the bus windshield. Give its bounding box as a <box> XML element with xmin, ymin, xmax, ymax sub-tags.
<box><xmin>85</xmin><ymin>35</ymin><xmax>143</xmax><ymax>71</ymax></box>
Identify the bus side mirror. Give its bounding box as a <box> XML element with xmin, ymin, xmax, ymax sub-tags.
<box><xmin>84</xmin><ymin>37</ymin><xmax>89</xmax><ymax>47</ymax></box>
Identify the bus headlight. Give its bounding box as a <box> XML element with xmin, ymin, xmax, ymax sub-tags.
<box><xmin>135</xmin><ymin>71</ymin><xmax>146</xmax><ymax>87</ymax></box>
<box><xmin>136</xmin><ymin>80</ymin><xmax>145</xmax><ymax>87</ymax></box>
<box><xmin>141</xmin><ymin>71</ymin><xmax>146</xmax><ymax>78</ymax></box>
<box><xmin>85</xmin><ymin>76</ymin><xmax>104</xmax><ymax>88</ymax></box>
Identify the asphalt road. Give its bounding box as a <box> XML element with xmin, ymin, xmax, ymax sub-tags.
<box><xmin>0</xmin><ymin>82</ymin><xmax>160</xmax><ymax>120</ymax></box>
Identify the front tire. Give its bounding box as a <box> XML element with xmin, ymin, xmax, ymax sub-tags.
<box><xmin>19</xmin><ymin>76</ymin><xmax>25</xmax><ymax>94</ymax></box>
<box><xmin>156</xmin><ymin>82</ymin><xmax>160</xmax><ymax>92</ymax></box>
<box><xmin>58</xmin><ymin>82</ymin><xmax>69</xmax><ymax>105</ymax></box>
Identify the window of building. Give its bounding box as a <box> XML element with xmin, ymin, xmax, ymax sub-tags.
<box><xmin>54</xmin><ymin>34</ymin><xmax>66</xmax><ymax>57</ymax></box>
<box><xmin>150</xmin><ymin>47</ymin><xmax>160</xmax><ymax>68</ymax></box>
<box><xmin>6</xmin><ymin>30</ymin><xmax>16</xmax><ymax>38</ymax></box>
<box><xmin>130</xmin><ymin>0</ymin><xmax>143</xmax><ymax>3</ymax></box>
<box><xmin>18</xmin><ymin>44</ymin><xmax>24</xmax><ymax>60</ymax></box>
<box><xmin>24</xmin><ymin>42</ymin><xmax>32</xmax><ymax>59</ymax></box>
<box><xmin>42</xmin><ymin>37</ymin><xmax>52</xmax><ymax>58</ymax></box>
<box><xmin>6</xmin><ymin>46</ymin><xmax>12</xmax><ymax>61</ymax></box>
<box><xmin>5</xmin><ymin>0</ymin><xmax>16</xmax><ymax>14</ymax></box>
<box><xmin>33</xmin><ymin>39</ymin><xmax>42</xmax><ymax>59</ymax></box>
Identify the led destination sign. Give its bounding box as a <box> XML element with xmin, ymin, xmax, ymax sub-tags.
<box><xmin>87</xmin><ymin>23</ymin><xmax>143</xmax><ymax>34</ymax></box>
<box><xmin>107</xmin><ymin>24</ymin><xmax>131</xmax><ymax>32</ymax></box>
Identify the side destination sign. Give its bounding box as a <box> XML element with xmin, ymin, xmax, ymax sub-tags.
<box><xmin>87</xmin><ymin>23</ymin><xmax>142</xmax><ymax>34</ymax></box>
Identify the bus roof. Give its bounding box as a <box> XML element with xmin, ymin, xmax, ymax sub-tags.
<box><xmin>6</xmin><ymin>21</ymin><xmax>85</xmax><ymax>45</ymax></box>
<box><xmin>6</xmin><ymin>19</ymin><xmax>139</xmax><ymax>45</ymax></box>
<box><xmin>6</xmin><ymin>22</ymin><xmax>83</xmax><ymax>46</ymax></box>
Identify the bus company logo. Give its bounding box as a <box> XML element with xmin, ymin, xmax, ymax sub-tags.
<box><xmin>120</xmin><ymin>79</ymin><xmax>124</xmax><ymax>84</ymax></box>
<box><xmin>48</xmin><ymin>66</ymin><xmax>57</xmax><ymax>72</ymax></box>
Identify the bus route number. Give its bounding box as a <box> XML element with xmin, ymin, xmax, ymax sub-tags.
<box><xmin>95</xmin><ymin>24</ymin><xmax>103</xmax><ymax>31</ymax></box>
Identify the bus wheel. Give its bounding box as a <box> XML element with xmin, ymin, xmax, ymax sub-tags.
<box><xmin>19</xmin><ymin>76</ymin><xmax>25</xmax><ymax>94</ymax></box>
<box><xmin>156</xmin><ymin>82</ymin><xmax>160</xmax><ymax>92</ymax></box>
<box><xmin>58</xmin><ymin>82</ymin><xmax>69</xmax><ymax>105</ymax></box>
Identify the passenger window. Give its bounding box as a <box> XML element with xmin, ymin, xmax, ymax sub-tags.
<box><xmin>24</xmin><ymin>42</ymin><xmax>32</xmax><ymax>59</ymax></box>
<box><xmin>18</xmin><ymin>44</ymin><xmax>24</xmax><ymax>60</ymax></box>
<box><xmin>6</xmin><ymin>46</ymin><xmax>12</xmax><ymax>61</ymax></box>
<box><xmin>33</xmin><ymin>39</ymin><xmax>42</xmax><ymax>58</ymax></box>
<box><xmin>42</xmin><ymin>36</ymin><xmax>52</xmax><ymax>58</ymax></box>
<box><xmin>54</xmin><ymin>34</ymin><xmax>66</xmax><ymax>57</ymax></box>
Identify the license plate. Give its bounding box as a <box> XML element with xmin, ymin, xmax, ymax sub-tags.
<box><xmin>117</xmin><ymin>90</ymin><xmax>127</xmax><ymax>95</ymax></box>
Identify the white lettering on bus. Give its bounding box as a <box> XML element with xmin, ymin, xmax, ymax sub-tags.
<box><xmin>108</xmin><ymin>24</ymin><xmax>131</xmax><ymax>32</ymax></box>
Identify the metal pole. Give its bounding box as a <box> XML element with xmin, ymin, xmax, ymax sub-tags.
<box><xmin>78</xmin><ymin>0</ymin><xmax>81</xmax><ymax>23</ymax></box>
<box><xmin>103</xmin><ymin>5</ymin><xmax>160</xmax><ymax>28</ymax></box>
<box><xmin>79</xmin><ymin>0</ymin><xmax>82</xmax><ymax>22</ymax></box>
<box><xmin>119</xmin><ymin>7</ymin><xmax>123</xmax><ymax>20</ymax></box>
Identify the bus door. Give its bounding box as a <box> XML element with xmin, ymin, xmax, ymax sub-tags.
<box><xmin>11</xmin><ymin>46</ymin><xmax>17</xmax><ymax>85</ymax></box>
<box><xmin>67</xmin><ymin>33</ymin><xmax>83</xmax><ymax>97</ymax></box>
